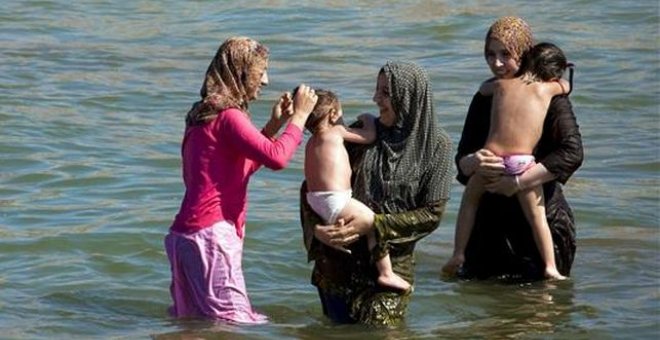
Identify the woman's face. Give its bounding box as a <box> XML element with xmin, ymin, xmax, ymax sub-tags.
<box><xmin>485</xmin><ymin>39</ymin><xmax>520</xmax><ymax>79</ymax></box>
<box><xmin>246</xmin><ymin>65</ymin><xmax>269</xmax><ymax>100</ymax></box>
<box><xmin>373</xmin><ymin>72</ymin><xmax>396</xmax><ymax>127</ymax></box>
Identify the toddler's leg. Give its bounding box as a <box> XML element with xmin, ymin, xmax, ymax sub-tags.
<box><xmin>368</xmin><ymin>232</ymin><xmax>412</xmax><ymax>292</ymax></box>
<box><xmin>442</xmin><ymin>174</ymin><xmax>486</xmax><ymax>276</ymax></box>
<box><xmin>517</xmin><ymin>186</ymin><xmax>567</xmax><ymax>280</ymax></box>
<box><xmin>342</xmin><ymin>198</ymin><xmax>411</xmax><ymax>292</ymax></box>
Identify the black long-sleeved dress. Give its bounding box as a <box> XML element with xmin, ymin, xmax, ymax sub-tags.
<box><xmin>456</xmin><ymin>92</ymin><xmax>583</xmax><ymax>280</ymax></box>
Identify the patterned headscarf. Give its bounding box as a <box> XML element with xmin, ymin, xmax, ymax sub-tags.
<box><xmin>186</xmin><ymin>37</ymin><xmax>269</xmax><ymax>126</ymax></box>
<box><xmin>484</xmin><ymin>16</ymin><xmax>534</xmax><ymax>61</ymax></box>
<box><xmin>351</xmin><ymin>61</ymin><xmax>452</xmax><ymax>213</ymax></box>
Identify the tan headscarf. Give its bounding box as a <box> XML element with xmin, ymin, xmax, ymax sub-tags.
<box><xmin>484</xmin><ymin>16</ymin><xmax>534</xmax><ymax>61</ymax></box>
<box><xmin>186</xmin><ymin>37</ymin><xmax>269</xmax><ymax>126</ymax></box>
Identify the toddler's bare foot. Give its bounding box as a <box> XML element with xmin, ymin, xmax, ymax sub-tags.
<box><xmin>441</xmin><ymin>255</ymin><xmax>465</xmax><ymax>277</ymax></box>
<box><xmin>545</xmin><ymin>268</ymin><xmax>567</xmax><ymax>281</ymax></box>
<box><xmin>377</xmin><ymin>273</ymin><xmax>412</xmax><ymax>293</ymax></box>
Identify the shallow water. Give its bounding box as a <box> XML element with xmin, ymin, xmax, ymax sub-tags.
<box><xmin>1</xmin><ymin>0</ymin><xmax>658</xmax><ymax>339</ymax></box>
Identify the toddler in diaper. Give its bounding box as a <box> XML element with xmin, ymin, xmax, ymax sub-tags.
<box><xmin>303</xmin><ymin>89</ymin><xmax>411</xmax><ymax>292</ymax></box>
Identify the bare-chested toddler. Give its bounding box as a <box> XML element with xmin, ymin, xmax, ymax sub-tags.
<box><xmin>443</xmin><ymin>43</ymin><xmax>571</xmax><ymax>280</ymax></box>
<box><xmin>304</xmin><ymin>89</ymin><xmax>411</xmax><ymax>292</ymax></box>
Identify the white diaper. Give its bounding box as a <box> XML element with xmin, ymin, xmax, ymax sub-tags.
<box><xmin>306</xmin><ymin>190</ymin><xmax>352</xmax><ymax>224</ymax></box>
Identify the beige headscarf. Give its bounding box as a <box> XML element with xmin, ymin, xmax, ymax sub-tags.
<box><xmin>484</xmin><ymin>16</ymin><xmax>534</xmax><ymax>61</ymax></box>
<box><xmin>186</xmin><ymin>37</ymin><xmax>269</xmax><ymax>126</ymax></box>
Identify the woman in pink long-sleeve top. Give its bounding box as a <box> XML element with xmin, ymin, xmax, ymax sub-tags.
<box><xmin>165</xmin><ymin>36</ymin><xmax>318</xmax><ymax>324</ymax></box>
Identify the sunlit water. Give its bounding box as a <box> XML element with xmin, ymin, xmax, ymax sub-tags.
<box><xmin>1</xmin><ymin>0</ymin><xmax>658</xmax><ymax>339</ymax></box>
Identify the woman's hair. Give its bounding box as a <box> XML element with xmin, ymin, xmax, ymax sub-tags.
<box><xmin>304</xmin><ymin>89</ymin><xmax>339</xmax><ymax>134</ymax></box>
<box><xmin>518</xmin><ymin>42</ymin><xmax>568</xmax><ymax>81</ymax></box>
<box><xmin>484</xmin><ymin>16</ymin><xmax>534</xmax><ymax>61</ymax></box>
<box><xmin>186</xmin><ymin>37</ymin><xmax>269</xmax><ymax>126</ymax></box>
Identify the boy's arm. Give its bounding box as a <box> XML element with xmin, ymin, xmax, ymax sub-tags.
<box><xmin>342</xmin><ymin>114</ymin><xmax>376</xmax><ymax>144</ymax></box>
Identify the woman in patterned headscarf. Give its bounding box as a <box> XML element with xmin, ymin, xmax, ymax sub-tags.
<box><xmin>165</xmin><ymin>37</ymin><xmax>318</xmax><ymax>323</ymax></box>
<box><xmin>300</xmin><ymin>61</ymin><xmax>453</xmax><ymax>325</ymax></box>
<box><xmin>453</xmin><ymin>16</ymin><xmax>583</xmax><ymax>280</ymax></box>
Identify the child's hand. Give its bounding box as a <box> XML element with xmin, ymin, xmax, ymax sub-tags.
<box><xmin>357</xmin><ymin>113</ymin><xmax>376</xmax><ymax>129</ymax></box>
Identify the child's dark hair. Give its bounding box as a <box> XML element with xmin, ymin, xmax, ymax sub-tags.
<box><xmin>518</xmin><ymin>42</ymin><xmax>568</xmax><ymax>81</ymax></box>
<box><xmin>303</xmin><ymin>89</ymin><xmax>339</xmax><ymax>134</ymax></box>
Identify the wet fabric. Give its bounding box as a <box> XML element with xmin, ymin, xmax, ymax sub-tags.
<box><xmin>455</xmin><ymin>93</ymin><xmax>583</xmax><ymax>280</ymax></box>
<box><xmin>301</xmin><ymin>61</ymin><xmax>453</xmax><ymax>325</ymax></box>
<box><xmin>165</xmin><ymin>220</ymin><xmax>268</xmax><ymax>324</ymax></box>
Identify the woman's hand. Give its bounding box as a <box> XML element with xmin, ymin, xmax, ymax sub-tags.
<box><xmin>313</xmin><ymin>201</ymin><xmax>375</xmax><ymax>251</ymax></box>
<box><xmin>289</xmin><ymin>84</ymin><xmax>318</xmax><ymax>129</ymax></box>
<box><xmin>484</xmin><ymin>175</ymin><xmax>519</xmax><ymax>197</ymax></box>
<box><xmin>341</xmin><ymin>207</ymin><xmax>375</xmax><ymax>236</ymax></box>
<box><xmin>271</xmin><ymin>92</ymin><xmax>293</xmax><ymax>123</ymax></box>
<box><xmin>263</xmin><ymin>92</ymin><xmax>294</xmax><ymax>137</ymax></box>
<box><xmin>314</xmin><ymin>219</ymin><xmax>358</xmax><ymax>253</ymax></box>
<box><xmin>460</xmin><ymin>149</ymin><xmax>505</xmax><ymax>179</ymax></box>
<box><xmin>485</xmin><ymin>162</ymin><xmax>557</xmax><ymax>197</ymax></box>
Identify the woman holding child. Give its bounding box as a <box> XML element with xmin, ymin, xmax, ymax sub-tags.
<box><xmin>454</xmin><ymin>16</ymin><xmax>583</xmax><ymax>280</ymax></box>
<box><xmin>300</xmin><ymin>61</ymin><xmax>453</xmax><ymax>325</ymax></box>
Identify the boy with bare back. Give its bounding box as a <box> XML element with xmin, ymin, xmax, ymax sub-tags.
<box><xmin>444</xmin><ymin>43</ymin><xmax>571</xmax><ymax>280</ymax></box>
<box><xmin>304</xmin><ymin>89</ymin><xmax>411</xmax><ymax>292</ymax></box>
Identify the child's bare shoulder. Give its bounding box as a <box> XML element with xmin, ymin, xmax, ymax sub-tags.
<box><xmin>317</xmin><ymin>127</ymin><xmax>345</xmax><ymax>143</ymax></box>
<box><xmin>478</xmin><ymin>78</ymin><xmax>498</xmax><ymax>96</ymax></box>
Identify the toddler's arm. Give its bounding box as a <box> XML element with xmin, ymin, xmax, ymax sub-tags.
<box><xmin>342</xmin><ymin>113</ymin><xmax>376</xmax><ymax>144</ymax></box>
<box><xmin>546</xmin><ymin>78</ymin><xmax>570</xmax><ymax>98</ymax></box>
<box><xmin>558</xmin><ymin>79</ymin><xmax>570</xmax><ymax>95</ymax></box>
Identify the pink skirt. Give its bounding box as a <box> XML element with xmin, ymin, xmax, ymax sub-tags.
<box><xmin>164</xmin><ymin>220</ymin><xmax>268</xmax><ymax>324</ymax></box>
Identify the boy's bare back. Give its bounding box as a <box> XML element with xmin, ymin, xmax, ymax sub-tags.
<box><xmin>484</xmin><ymin>76</ymin><xmax>568</xmax><ymax>155</ymax></box>
<box><xmin>304</xmin><ymin>125</ymin><xmax>353</xmax><ymax>192</ymax></box>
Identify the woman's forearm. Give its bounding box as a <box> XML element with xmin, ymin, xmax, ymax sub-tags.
<box><xmin>518</xmin><ymin>162</ymin><xmax>557</xmax><ymax>190</ymax></box>
<box><xmin>373</xmin><ymin>201</ymin><xmax>445</xmax><ymax>245</ymax></box>
<box><xmin>262</xmin><ymin>116</ymin><xmax>285</xmax><ymax>138</ymax></box>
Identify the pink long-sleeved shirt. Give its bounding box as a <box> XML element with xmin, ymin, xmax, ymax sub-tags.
<box><xmin>170</xmin><ymin>108</ymin><xmax>303</xmax><ymax>238</ymax></box>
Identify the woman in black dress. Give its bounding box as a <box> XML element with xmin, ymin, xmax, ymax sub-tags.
<box><xmin>455</xmin><ymin>16</ymin><xmax>583</xmax><ymax>280</ymax></box>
